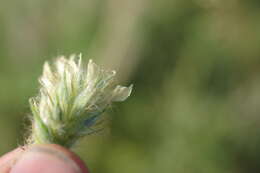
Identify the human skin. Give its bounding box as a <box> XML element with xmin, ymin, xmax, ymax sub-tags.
<box><xmin>0</xmin><ymin>144</ymin><xmax>89</xmax><ymax>173</ymax></box>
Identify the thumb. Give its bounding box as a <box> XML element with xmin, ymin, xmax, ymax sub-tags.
<box><xmin>1</xmin><ymin>144</ymin><xmax>89</xmax><ymax>173</ymax></box>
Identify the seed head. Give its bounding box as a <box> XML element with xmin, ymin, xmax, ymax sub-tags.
<box><xmin>29</xmin><ymin>54</ymin><xmax>132</xmax><ymax>147</ymax></box>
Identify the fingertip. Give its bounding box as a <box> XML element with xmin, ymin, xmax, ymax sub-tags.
<box><xmin>38</xmin><ymin>144</ymin><xmax>90</xmax><ymax>173</ymax></box>
<box><xmin>10</xmin><ymin>144</ymin><xmax>89</xmax><ymax>173</ymax></box>
<box><xmin>0</xmin><ymin>147</ymin><xmax>25</xmax><ymax>173</ymax></box>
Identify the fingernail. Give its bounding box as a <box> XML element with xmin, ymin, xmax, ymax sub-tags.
<box><xmin>10</xmin><ymin>145</ymin><xmax>83</xmax><ymax>173</ymax></box>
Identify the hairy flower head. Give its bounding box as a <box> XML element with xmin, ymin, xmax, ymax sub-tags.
<box><xmin>29</xmin><ymin>54</ymin><xmax>132</xmax><ymax>147</ymax></box>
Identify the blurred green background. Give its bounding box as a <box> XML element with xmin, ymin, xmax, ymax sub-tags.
<box><xmin>1</xmin><ymin>0</ymin><xmax>260</xmax><ymax>172</ymax></box>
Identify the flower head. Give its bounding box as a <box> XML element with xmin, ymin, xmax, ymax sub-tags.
<box><xmin>29</xmin><ymin>54</ymin><xmax>132</xmax><ymax>147</ymax></box>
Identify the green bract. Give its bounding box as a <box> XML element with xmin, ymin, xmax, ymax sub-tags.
<box><xmin>29</xmin><ymin>54</ymin><xmax>132</xmax><ymax>147</ymax></box>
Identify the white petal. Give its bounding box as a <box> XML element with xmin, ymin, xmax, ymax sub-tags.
<box><xmin>56</xmin><ymin>56</ymin><xmax>67</xmax><ymax>76</ymax></box>
<box><xmin>86</xmin><ymin>59</ymin><xmax>100</xmax><ymax>86</ymax></box>
<box><xmin>112</xmin><ymin>84</ymin><xmax>133</xmax><ymax>102</ymax></box>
